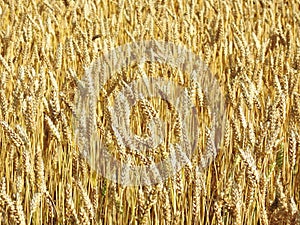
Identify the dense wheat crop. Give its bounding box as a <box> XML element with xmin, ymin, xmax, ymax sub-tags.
<box><xmin>0</xmin><ymin>0</ymin><xmax>300</xmax><ymax>224</ymax></box>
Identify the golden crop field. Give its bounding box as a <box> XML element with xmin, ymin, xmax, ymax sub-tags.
<box><xmin>0</xmin><ymin>0</ymin><xmax>300</xmax><ymax>224</ymax></box>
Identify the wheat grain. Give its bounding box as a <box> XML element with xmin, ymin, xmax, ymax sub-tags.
<box><xmin>0</xmin><ymin>0</ymin><xmax>299</xmax><ymax>224</ymax></box>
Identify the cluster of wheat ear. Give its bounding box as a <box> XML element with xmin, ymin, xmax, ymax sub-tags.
<box><xmin>0</xmin><ymin>0</ymin><xmax>300</xmax><ymax>224</ymax></box>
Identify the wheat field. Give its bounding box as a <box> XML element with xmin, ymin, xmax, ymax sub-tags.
<box><xmin>0</xmin><ymin>0</ymin><xmax>300</xmax><ymax>224</ymax></box>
